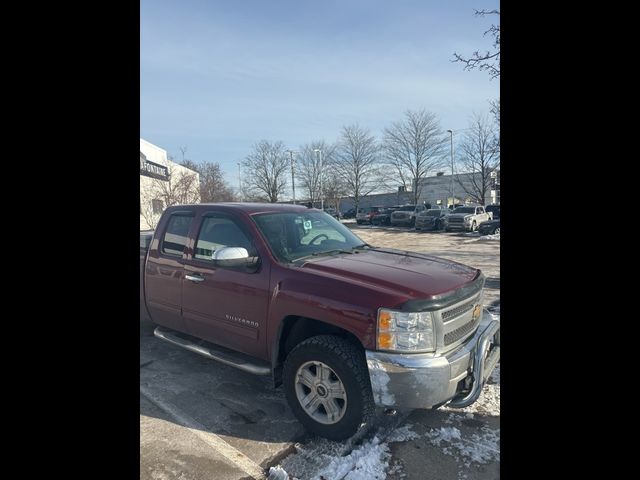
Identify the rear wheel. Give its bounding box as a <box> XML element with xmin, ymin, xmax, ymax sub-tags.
<box><xmin>283</xmin><ymin>335</ymin><xmax>374</xmax><ymax>440</ymax></box>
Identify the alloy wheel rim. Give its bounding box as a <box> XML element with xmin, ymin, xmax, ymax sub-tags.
<box><xmin>294</xmin><ymin>361</ymin><xmax>348</xmax><ymax>425</ymax></box>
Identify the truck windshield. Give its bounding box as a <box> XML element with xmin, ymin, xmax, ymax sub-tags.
<box><xmin>252</xmin><ymin>211</ymin><xmax>367</xmax><ymax>263</ymax></box>
<box><xmin>453</xmin><ymin>207</ymin><xmax>475</xmax><ymax>214</ymax></box>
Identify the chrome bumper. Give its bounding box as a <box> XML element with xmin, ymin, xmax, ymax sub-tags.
<box><xmin>365</xmin><ymin>311</ymin><xmax>500</xmax><ymax>410</ymax></box>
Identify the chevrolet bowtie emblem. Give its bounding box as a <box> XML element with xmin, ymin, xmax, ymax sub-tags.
<box><xmin>472</xmin><ymin>304</ymin><xmax>482</xmax><ymax>321</ymax></box>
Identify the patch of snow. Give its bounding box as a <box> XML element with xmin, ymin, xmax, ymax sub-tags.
<box><xmin>478</xmin><ymin>234</ymin><xmax>500</xmax><ymax>241</ymax></box>
<box><xmin>463</xmin><ymin>233</ymin><xmax>500</xmax><ymax>243</ymax></box>
<box><xmin>387</xmin><ymin>425</ymin><xmax>420</xmax><ymax>443</ymax></box>
<box><xmin>314</xmin><ymin>435</ymin><xmax>391</xmax><ymax>480</ymax></box>
<box><xmin>426</xmin><ymin>426</ymin><xmax>500</xmax><ymax>467</ymax></box>
<box><xmin>268</xmin><ymin>465</ymin><xmax>294</xmax><ymax>480</ymax></box>
<box><xmin>430</xmin><ymin>426</ymin><xmax>462</xmax><ymax>442</ymax></box>
<box><xmin>279</xmin><ymin>420</ymin><xmax>420</xmax><ymax>480</ymax></box>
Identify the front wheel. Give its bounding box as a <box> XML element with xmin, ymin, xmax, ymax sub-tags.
<box><xmin>283</xmin><ymin>335</ymin><xmax>374</xmax><ymax>440</ymax></box>
<box><xmin>493</xmin><ymin>226</ymin><xmax>500</xmax><ymax>235</ymax></box>
<box><xmin>471</xmin><ymin>221</ymin><xmax>477</xmax><ymax>232</ymax></box>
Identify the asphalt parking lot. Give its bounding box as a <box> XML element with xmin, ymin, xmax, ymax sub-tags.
<box><xmin>140</xmin><ymin>223</ymin><xmax>500</xmax><ymax>480</ymax></box>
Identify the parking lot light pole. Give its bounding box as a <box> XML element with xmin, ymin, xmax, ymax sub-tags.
<box><xmin>237</xmin><ymin>162</ymin><xmax>243</xmax><ymax>202</ymax></box>
<box><xmin>313</xmin><ymin>148</ymin><xmax>323</xmax><ymax>210</ymax></box>
<box><xmin>447</xmin><ymin>130</ymin><xmax>454</xmax><ymax>208</ymax></box>
<box><xmin>286</xmin><ymin>150</ymin><xmax>297</xmax><ymax>204</ymax></box>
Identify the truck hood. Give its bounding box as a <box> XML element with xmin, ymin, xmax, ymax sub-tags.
<box><xmin>448</xmin><ymin>213</ymin><xmax>472</xmax><ymax>219</ymax></box>
<box><xmin>298</xmin><ymin>248</ymin><xmax>479</xmax><ymax>299</ymax></box>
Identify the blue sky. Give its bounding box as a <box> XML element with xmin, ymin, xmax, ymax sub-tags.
<box><xmin>141</xmin><ymin>0</ymin><xmax>499</xmax><ymax>187</ymax></box>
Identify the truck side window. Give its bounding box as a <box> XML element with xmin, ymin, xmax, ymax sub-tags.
<box><xmin>162</xmin><ymin>214</ymin><xmax>194</xmax><ymax>256</ymax></box>
<box><xmin>194</xmin><ymin>216</ymin><xmax>254</xmax><ymax>261</ymax></box>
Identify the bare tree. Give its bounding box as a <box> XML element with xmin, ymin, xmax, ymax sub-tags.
<box><xmin>382</xmin><ymin>109</ymin><xmax>448</xmax><ymax>205</ymax></box>
<box><xmin>454</xmin><ymin>9</ymin><xmax>500</xmax><ymax>153</ymax></box>
<box><xmin>453</xmin><ymin>9</ymin><xmax>500</xmax><ymax>79</ymax></box>
<box><xmin>139</xmin><ymin>190</ymin><xmax>160</xmax><ymax>230</ymax></box>
<box><xmin>153</xmin><ymin>158</ymin><xmax>201</xmax><ymax>206</ymax></box>
<box><xmin>297</xmin><ymin>141</ymin><xmax>336</xmax><ymax>205</ymax></box>
<box><xmin>241</xmin><ymin>140</ymin><xmax>289</xmax><ymax>203</ymax></box>
<box><xmin>182</xmin><ymin>159</ymin><xmax>236</xmax><ymax>202</ymax></box>
<box><xmin>333</xmin><ymin>124</ymin><xmax>381</xmax><ymax>211</ymax></box>
<box><xmin>323</xmin><ymin>171</ymin><xmax>348</xmax><ymax>213</ymax></box>
<box><xmin>455</xmin><ymin>114</ymin><xmax>500</xmax><ymax>205</ymax></box>
<box><xmin>489</xmin><ymin>98</ymin><xmax>500</xmax><ymax>124</ymax></box>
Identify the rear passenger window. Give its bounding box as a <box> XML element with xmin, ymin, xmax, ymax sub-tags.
<box><xmin>162</xmin><ymin>215</ymin><xmax>193</xmax><ymax>256</ymax></box>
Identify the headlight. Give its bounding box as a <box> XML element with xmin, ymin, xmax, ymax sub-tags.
<box><xmin>377</xmin><ymin>309</ymin><xmax>435</xmax><ymax>352</ymax></box>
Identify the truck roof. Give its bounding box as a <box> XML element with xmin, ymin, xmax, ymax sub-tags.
<box><xmin>169</xmin><ymin>202</ymin><xmax>315</xmax><ymax>215</ymax></box>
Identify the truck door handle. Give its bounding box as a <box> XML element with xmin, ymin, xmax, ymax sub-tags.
<box><xmin>185</xmin><ymin>274</ymin><xmax>205</xmax><ymax>283</ymax></box>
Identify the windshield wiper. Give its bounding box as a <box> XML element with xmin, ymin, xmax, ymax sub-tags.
<box><xmin>293</xmin><ymin>248</ymin><xmax>359</xmax><ymax>263</ymax></box>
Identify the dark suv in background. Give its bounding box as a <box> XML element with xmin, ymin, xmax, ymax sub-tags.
<box><xmin>485</xmin><ymin>205</ymin><xmax>500</xmax><ymax>219</ymax></box>
<box><xmin>415</xmin><ymin>208</ymin><xmax>449</xmax><ymax>231</ymax></box>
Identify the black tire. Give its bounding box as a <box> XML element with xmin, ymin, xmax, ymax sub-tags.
<box><xmin>493</xmin><ymin>226</ymin><xmax>500</xmax><ymax>235</ymax></box>
<box><xmin>471</xmin><ymin>221</ymin><xmax>477</xmax><ymax>232</ymax></box>
<box><xmin>283</xmin><ymin>335</ymin><xmax>374</xmax><ymax>440</ymax></box>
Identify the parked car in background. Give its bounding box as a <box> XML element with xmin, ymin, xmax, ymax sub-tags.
<box><xmin>445</xmin><ymin>206</ymin><xmax>491</xmax><ymax>232</ymax></box>
<box><xmin>415</xmin><ymin>209</ymin><xmax>449</xmax><ymax>231</ymax></box>
<box><xmin>390</xmin><ymin>204</ymin><xmax>427</xmax><ymax>227</ymax></box>
<box><xmin>485</xmin><ymin>205</ymin><xmax>500</xmax><ymax>220</ymax></box>
<box><xmin>356</xmin><ymin>206</ymin><xmax>383</xmax><ymax>224</ymax></box>
<box><xmin>370</xmin><ymin>207</ymin><xmax>398</xmax><ymax>226</ymax></box>
<box><xmin>342</xmin><ymin>208</ymin><xmax>357</xmax><ymax>219</ymax></box>
<box><xmin>478</xmin><ymin>218</ymin><xmax>500</xmax><ymax>235</ymax></box>
<box><xmin>324</xmin><ymin>207</ymin><xmax>341</xmax><ymax>219</ymax></box>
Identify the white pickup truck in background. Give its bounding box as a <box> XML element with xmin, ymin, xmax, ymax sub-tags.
<box><xmin>445</xmin><ymin>205</ymin><xmax>492</xmax><ymax>232</ymax></box>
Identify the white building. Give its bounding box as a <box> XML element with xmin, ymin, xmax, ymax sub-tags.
<box><xmin>415</xmin><ymin>171</ymin><xmax>498</xmax><ymax>207</ymax></box>
<box><xmin>336</xmin><ymin>170</ymin><xmax>500</xmax><ymax>212</ymax></box>
<box><xmin>140</xmin><ymin>138</ymin><xmax>200</xmax><ymax>230</ymax></box>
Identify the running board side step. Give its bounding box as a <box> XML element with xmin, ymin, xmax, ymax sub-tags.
<box><xmin>153</xmin><ymin>327</ymin><xmax>271</xmax><ymax>376</ymax></box>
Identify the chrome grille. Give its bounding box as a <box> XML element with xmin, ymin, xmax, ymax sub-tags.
<box><xmin>448</xmin><ymin>217</ymin><xmax>464</xmax><ymax>223</ymax></box>
<box><xmin>444</xmin><ymin>318</ymin><xmax>478</xmax><ymax>345</ymax></box>
<box><xmin>441</xmin><ymin>297</ymin><xmax>477</xmax><ymax>322</ymax></box>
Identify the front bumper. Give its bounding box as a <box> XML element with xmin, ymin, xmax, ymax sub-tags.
<box><xmin>365</xmin><ymin>310</ymin><xmax>500</xmax><ymax>410</ymax></box>
<box><xmin>447</xmin><ymin>223</ymin><xmax>470</xmax><ymax>231</ymax></box>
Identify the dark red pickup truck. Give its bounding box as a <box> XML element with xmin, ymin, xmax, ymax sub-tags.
<box><xmin>141</xmin><ymin>203</ymin><xmax>500</xmax><ymax>440</ymax></box>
